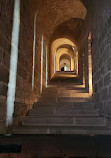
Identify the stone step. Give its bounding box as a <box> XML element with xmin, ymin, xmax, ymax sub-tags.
<box><xmin>49</xmin><ymin>79</ymin><xmax>82</xmax><ymax>85</ymax></box>
<box><xmin>39</xmin><ymin>96</ymin><xmax>90</xmax><ymax>102</ymax></box>
<box><xmin>55</xmin><ymin>71</ymin><xmax>75</xmax><ymax>74</ymax></box>
<box><xmin>34</xmin><ymin>102</ymin><xmax>73</xmax><ymax>108</ymax></box>
<box><xmin>27</xmin><ymin>112</ymin><xmax>99</xmax><ymax>117</ymax></box>
<box><xmin>57</xmin><ymin>97</ymin><xmax>92</xmax><ymax>102</ymax></box>
<box><xmin>57</xmin><ymin>93</ymin><xmax>90</xmax><ymax>98</ymax></box>
<box><xmin>47</xmin><ymin>84</ymin><xmax>85</xmax><ymax>89</ymax></box>
<box><xmin>46</xmin><ymin>108</ymin><xmax>98</xmax><ymax>115</ymax></box>
<box><xmin>42</xmin><ymin>93</ymin><xmax>57</xmax><ymax>97</ymax></box>
<box><xmin>33</xmin><ymin>101</ymin><xmax>96</xmax><ymax>109</ymax></box>
<box><xmin>50</xmin><ymin>83</ymin><xmax>84</xmax><ymax>88</ymax></box>
<box><xmin>43</xmin><ymin>88</ymin><xmax>58</xmax><ymax>93</ymax></box>
<box><xmin>58</xmin><ymin>89</ymin><xmax>87</xmax><ymax>94</ymax></box>
<box><xmin>59</xmin><ymin>86</ymin><xmax>86</xmax><ymax>90</ymax></box>
<box><xmin>41</xmin><ymin>89</ymin><xmax>87</xmax><ymax>97</ymax></box>
<box><xmin>39</xmin><ymin>93</ymin><xmax>91</xmax><ymax>102</ymax></box>
<box><xmin>50</xmin><ymin>77</ymin><xmax>78</xmax><ymax>81</ymax></box>
<box><xmin>13</xmin><ymin>126</ymin><xmax>111</xmax><ymax>135</ymax></box>
<box><xmin>73</xmin><ymin>102</ymin><xmax>96</xmax><ymax>108</ymax></box>
<box><xmin>38</xmin><ymin>97</ymin><xmax>57</xmax><ymax>102</ymax></box>
<box><xmin>22</xmin><ymin>116</ymin><xmax>105</xmax><ymax>127</ymax></box>
<box><xmin>41</xmin><ymin>88</ymin><xmax>87</xmax><ymax>97</ymax></box>
<box><xmin>27</xmin><ymin>107</ymin><xmax>99</xmax><ymax>116</ymax></box>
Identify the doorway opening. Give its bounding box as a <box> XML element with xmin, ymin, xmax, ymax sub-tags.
<box><xmin>61</xmin><ymin>63</ymin><xmax>70</xmax><ymax>71</ymax></box>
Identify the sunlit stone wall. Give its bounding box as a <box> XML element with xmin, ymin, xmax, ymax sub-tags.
<box><xmin>0</xmin><ymin>0</ymin><xmax>48</xmax><ymax>133</ymax></box>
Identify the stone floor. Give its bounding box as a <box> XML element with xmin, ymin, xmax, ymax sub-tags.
<box><xmin>0</xmin><ymin>134</ymin><xmax>111</xmax><ymax>157</ymax></box>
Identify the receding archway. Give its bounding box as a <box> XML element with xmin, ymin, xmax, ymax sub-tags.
<box><xmin>59</xmin><ymin>54</ymin><xmax>71</xmax><ymax>71</ymax></box>
<box><xmin>50</xmin><ymin>38</ymin><xmax>76</xmax><ymax>78</ymax></box>
<box><xmin>55</xmin><ymin>48</ymin><xmax>74</xmax><ymax>72</ymax></box>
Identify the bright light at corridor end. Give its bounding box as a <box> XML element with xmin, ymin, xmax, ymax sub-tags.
<box><xmin>50</xmin><ymin>38</ymin><xmax>75</xmax><ymax>78</ymax></box>
<box><xmin>6</xmin><ymin>0</ymin><xmax>20</xmax><ymax>126</ymax></box>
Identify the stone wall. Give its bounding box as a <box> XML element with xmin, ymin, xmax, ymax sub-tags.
<box><xmin>0</xmin><ymin>0</ymin><xmax>14</xmax><ymax>133</ymax></box>
<box><xmin>83</xmin><ymin>40</ymin><xmax>89</xmax><ymax>90</ymax></box>
<box><xmin>12</xmin><ymin>0</ymin><xmax>48</xmax><ymax>128</ymax></box>
<box><xmin>92</xmin><ymin>8</ymin><xmax>111</xmax><ymax>117</ymax></box>
<box><xmin>0</xmin><ymin>0</ymin><xmax>49</xmax><ymax>133</ymax></box>
<box><xmin>77</xmin><ymin>49</ymin><xmax>83</xmax><ymax>83</ymax></box>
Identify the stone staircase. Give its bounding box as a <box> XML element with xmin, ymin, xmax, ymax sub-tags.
<box><xmin>13</xmin><ymin>72</ymin><xmax>111</xmax><ymax>134</ymax></box>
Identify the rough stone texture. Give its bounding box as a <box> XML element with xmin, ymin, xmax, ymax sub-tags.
<box><xmin>0</xmin><ymin>0</ymin><xmax>48</xmax><ymax>133</ymax></box>
<box><xmin>83</xmin><ymin>38</ymin><xmax>89</xmax><ymax>90</ymax></box>
<box><xmin>92</xmin><ymin>8</ymin><xmax>111</xmax><ymax>117</ymax></box>
<box><xmin>0</xmin><ymin>0</ymin><xmax>14</xmax><ymax>133</ymax></box>
<box><xmin>40</xmin><ymin>0</ymin><xmax>88</xmax><ymax>42</ymax></box>
<box><xmin>13</xmin><ymin>0</ymin><xmax>48</xmax><ymax>127</ymax></box>
<box><xmin>1</xmin><ymin>135</ymin><xmax>111</xmax><ymax>158</ymax></box>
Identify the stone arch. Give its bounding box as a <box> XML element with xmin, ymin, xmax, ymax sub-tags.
<box><xmin>59</xmin><ymin>54</ymin><xmax>71</xmax><ymax>71</ymax></box>
<box><xmin>50</xmin><ymin>38</ymin><xmax>76</xmax><ymax>78</ymax></box>
<box><xmin>55</xmin><ymin>48</ymin><xmax>74</xmax><ymax>72</ymax></box>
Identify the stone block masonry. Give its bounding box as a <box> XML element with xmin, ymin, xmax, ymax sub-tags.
<box><xmin>13</xmin><ymin>0</ymin><xmax>48</xmax><ymax>128</ymax></box>
<box><xmin>92</xmin><ymin>9</ymin><xmax>111</xmax><ymax>118</ymax></box>
<box><xmin>0</xmin><ymin>0</ymin><xmax>48</xmax><ymax>133</ymax></box>
<box><xmin>0</xmin><ymin>0</ymin><xmax>14</xmax><ymax>133</ymax></box>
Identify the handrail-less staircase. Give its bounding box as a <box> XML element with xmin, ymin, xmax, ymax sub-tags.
<box><xmin>13</xmin><ymin>72</ymin><xmax>111</xmax><ymax>134</ymax></box>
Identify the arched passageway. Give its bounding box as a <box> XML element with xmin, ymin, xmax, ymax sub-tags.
<box><xmin>59</xmin><ymin>54</ymin><xmax>71</xmax><ymax>71</ymax></box>
<box><xmin>50</xmin><ymin>38</ymin><xmax>77</xmax><ymax>78</ymax></box>
<box><xmin>1</xmin><ymin>1</ymin><xmax>111</xmax><ymax>157</ymax></box>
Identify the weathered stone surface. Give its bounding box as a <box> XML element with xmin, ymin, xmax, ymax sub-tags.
<box><xmin>107</xmin><ymin>29</ymin><xmax>111</xmax><ymax>43</ymax></box>
<box><xmin>107</xmin><ymin>56</ymin><xmax>111</xmax><ymax>71</ymax></box>
<box><xmin>108</xmin><ymin>85</ymin><xmax>111</xmax><ymax>101</ymax></box>
<box><xmin>104</xmin><ymin>72</ymin><xmax>110</xmax><ymax>86</ymax></box>
<box><xmin>0</xmin><ymin>48</ymin><xmax>3</xmax><ymax>64</ymax></box>
<box><xmin>99</xmin><ymin>78</ymin><xmax>103</xmax><ymax>89</ymax></box>
<box><xmin>103</xmin><ymin>45</ymin><xmax>110</xmax><ymax>63</ymax></box>
<box><xmin>108</xmin><ymin>15</ymin><xmax>111</xmax><ymax>29</ymax></box>
<box><xmin>0</xmin><ymin>84</ymin><xmax>8</xmax><ymax>96</ymax></box>
<box><xmin>93</xmin><ymin>83</ymin><xmax>98</xmax><ymax>93</ymax></box>
<box><xmin>92</xmin><ymin>8</ymin><xmax>111</xmax><ymax>118</ymax></box>
<box><xmin>100</xmin><ymin>88</ymin><xmax>107</xmax><ymax>101</ymax></box>
<box><xmin>0</xmin><ymin>66</ymin><xmax>9</xmax><ymax>83</ymax></box>
<box><xmin>0</xmin><ymin>101</ymin><xmax>6</xmax><ymax>121</ymax></box>
<box><xmin>2</xmin><ymin>51</ymin><xmax>10</xmax><ymax>69</ymax></box>
<box><xmin>0</xmin><ymin>35</ymin><xmax>11</xmax><ymax>53</ymax></box>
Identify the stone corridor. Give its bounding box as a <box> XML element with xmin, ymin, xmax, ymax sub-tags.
<box><xmin>0</xmin><ymin>0</ymin><xmax>111</xmax><ymax>157</ymax></box>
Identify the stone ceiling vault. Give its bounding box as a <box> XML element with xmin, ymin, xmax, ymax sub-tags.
<box><xmin>36</xmin><ymin>0</ymin><xmax>88</xmax><ymax>42</ymax></box>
